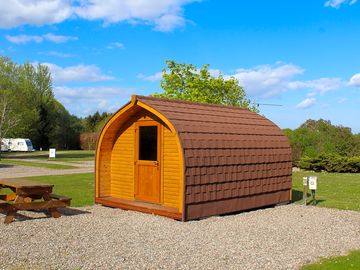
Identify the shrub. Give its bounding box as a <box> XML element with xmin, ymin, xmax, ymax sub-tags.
<box><xmin>80</xmin><ymin>132</ymin><xmax>98</xmax><ymax>150</ymax></box>
<box><xmin>299</xmin><ymin>154</ymin><xmax>360</xmax><ymax>173</ymax></box>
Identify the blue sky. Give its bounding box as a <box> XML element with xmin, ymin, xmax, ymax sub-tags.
<box><xmin>1</xmin><ymin>0</ymin><xmax>360</xmax><ymax>132</ymax></box>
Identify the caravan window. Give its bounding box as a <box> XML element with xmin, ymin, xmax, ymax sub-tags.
<box><xmin>18</xmin><ymin>142</ymin><xmax>24</xmax><ymax>146</ymax></box>
<box><xmin>25</xmin><ymin>140</ymin><xmax>32</xmax><ymax>147</ymax></box>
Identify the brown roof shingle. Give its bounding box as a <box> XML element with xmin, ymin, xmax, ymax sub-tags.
<box><xmin>137</xmin><ymin>96</ymin><xmax>292</xmax><ymax>217</ymax></box>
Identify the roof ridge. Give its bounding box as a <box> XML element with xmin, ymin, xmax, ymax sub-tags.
<box><xmin>135</xmin><ymin>95</ymin><xmax>250</xmax><ymax>111</ymax></box>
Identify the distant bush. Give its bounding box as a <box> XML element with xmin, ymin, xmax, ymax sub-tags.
<box><xmin>299</xmin><ymin>154</ymin><xmax>360</xmax><ymax>173</ymax></box>
<box><xmin>80</xmin><ymin>132</ymin><xmax>98</xmax><ymax>150</ymax></box>
<box><xmin>284</xmin><ymin>119</ymin><xmax>360</xmax><ymax>165</ymax></box>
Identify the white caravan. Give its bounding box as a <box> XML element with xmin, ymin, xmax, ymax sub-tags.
<box><xmin>1</xmin><ymin>138</ymin><xmax>35</xmax><ymax>152</ymax></box>
<box><xmin>1</xmin><ymin>140</ymin><xmax>9</xmax><ymax>152</ymax></box>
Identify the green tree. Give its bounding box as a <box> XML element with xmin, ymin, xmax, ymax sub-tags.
<box><xmin>153</xmin><ymin>60</ymin><xmax>258</xmax><ymax>112</ymax></box>
<box><xmin>82</xmin><ymin>111</ymin><xmax>112</xmax><ymax>132</ymax></box>
<box><xmin>354</xmin><ymin>133</ymin><xmax>360</xmax><ymax>154</ymax></box>
<box><xmin>0</xmin><ymin>56</ymin><xmax>82</xmax><ymax>150</ymax></box>
<box><xmin>285</xmin><ymin>119</ymin><xmax>360</xmax><ymax>164</ymax></box>
<box><xmin>50</xmin><ymin>101</ymin><xmax>82</xmax><ymax>149</ymax></box>
<box><xmin>0</xmin><ymin>93</ymin><xmax>19</xmax><ymax>159</ymax></box>
<box><xmin>95</xmin><ymin>113</ymin><xmax>112</xmax><ymax>132</ymax></box>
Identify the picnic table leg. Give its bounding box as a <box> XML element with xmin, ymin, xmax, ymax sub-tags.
<box><xmin>42</xmin><ymin>194</ymin><xmax>61</xmax><ymax>218</ymax></box>
<box><xmin>4</xmin><ymin>195</ymin><xmax>23</xmax><ymax>224</ymax></box>
<box><xmin>4</xmin><ymin>209</ymin><xmax>16</xmax><ymax>224</ymax></box>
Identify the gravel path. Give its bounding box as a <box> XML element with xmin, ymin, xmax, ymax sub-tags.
<box><xmin>1</xmin><ymin>204</ymin><xmax>359</xmax><ymax>270</ymax></box>
<box><xmin>0</xmin><ymin>161</ymin><xmax>94</xmax><ymax>178</ymax></box>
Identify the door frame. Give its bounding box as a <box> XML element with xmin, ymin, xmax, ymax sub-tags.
<box><xmin>134</xmin><ymin>120</ymin><xmax>162</xmax><ymax>204</ymax></box>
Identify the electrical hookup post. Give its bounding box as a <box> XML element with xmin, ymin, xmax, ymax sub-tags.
<box><xmin>49</xmin><ymin>148</ymin><xmax>56</xmax><ymax>160</ymax></box>
<box><xmin>303</xmin><ymin>176</ymin><xmax>318</xmax><ymax>206</ymax></box>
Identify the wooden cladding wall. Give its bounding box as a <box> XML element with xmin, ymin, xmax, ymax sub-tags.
<box><xmin>105</xmin><ymin>109</ymin><xmax>183</xmax><ymax>213</ymax></box>
<box><xmin>111</xmin><ymin>124</ymin><xmax>135</xmax><ymax>200</ymax></box>
<box><xmin>162</xmin><ymin>127</ymin><xmax>182</xmax><ymax>211</ymax></box>
<box><xmin>98</xmin><ymin>149</ymin><xmax>111</xmax><ymax>197</ymax></box>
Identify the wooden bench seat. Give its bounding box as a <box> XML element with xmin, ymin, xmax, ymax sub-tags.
<box><xmin>0</xmin><ymin>199</ymin><xmax>8</xmax><ymax>206</ymax></box>
<box><xmin>0</xmin><ymin>178</ymin><xmax>72</xmax><ymax>224</ymax></box>
<box><xmin>49</xmin><ymin>194</ymin><xmax>71</xmax><ymax>204</ymax></box>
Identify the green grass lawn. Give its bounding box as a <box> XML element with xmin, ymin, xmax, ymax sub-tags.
<box><xmin>292</xmin><ymin>171</ymin><xmax>360</xmax><ymax>211</ymax></box>
<box><xmin>27</xmin><ymin>173</ymin><xmax>94</xmax><ymax>207</ymax></box>
<box><xmin>0</xmin><ymin>173</ymin><xmax>94</xmax><ymax>207</ymax></box>
<box><xmin>301</xmin><ymin>250</ymin><xmax>360</xmax><ymax>270</ymax></box>
<box><xmin>0</xmin><ymin>159</ymin><xmax>77</xmax><ymax>169</ymax></box>
<box><xmin>1</xmin><ymin>150</ymin><xmax>94</xmax><ymax>163</ymax></box>
<box><xmin>0</xmin><ymin>166</ymin><xmax>358</xmax><ymax>269</ymax></box>
<box><xmin>293</xmin><ymin>171</ymin><xmax>360</xmax><ymax>269</ymax></box>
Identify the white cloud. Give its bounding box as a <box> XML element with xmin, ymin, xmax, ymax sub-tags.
<box><xmin>153</xmin><ymin>14</ymin><xmax>186</xmax><ymax>32</ymax></box>
<box><xmin>296</xmin><ymin>98</ymin><xmax>316</xmax><ymax>109</ymax></box>
<box><xmin>225</xmin><ymin>63</ymin><xmax>344</xmax><ymax>97</ymax></box>
<box><xmin>140</xmin><ymin>62</ymin><xmax>344</xmax><ymax>98</ymax></box>
<box><xmin>42</xmin><ymin>33</ymin><xmax>78</xmax><ymax>43</ymax></box>
<box><xmin>138</xmin><ymin>72</ymin><xmax>163</xmax><ymax>82</ymax></box>
<box><xmin>348</xmin><ymin>73</ymin><xmax>360</xmax><ymax>87</ymax></box>
<box><xmin>54</xmin><ymin>86</ymin><xmax>136</xmax><ymax>115</ymax></box>
<box><xmin>39</xmin><ymin>51</ymin><xmax>77</xmax><ymax>58</ymax></box>
<box><xmin>5</xmin><ymin>33</ymin><xmax>78</xmax><ymax>44</ymax></box>
<box><xmin>0</xmin><ymin>0</ymin><xmax>198</xmax><ymax>32</ymax></box>
<box><xmin>0</xmin><ymin>0</ymin><xmax>73</xmax><ymax>28</ymax></box>
<box><xmin>55</xmin><ymin>86</ymin><xmax>127</xmax><ymax>99</ymax></box>
<box><xmin>43</xmin><ymin>63</ymin><xmax>114</xmax><ymax>83</ymax></box>
<box><xmin>325</xmin><ymin>0</ymin><xmax>357</xmax><ymax>8</ymax></box>
<box><xmin>307</xmin><ymin>92</ymin><xmax>317</xmax><ymax>97</ymax></box>
<box><xmin>287</xmin><ymin>77</ymin><xmax>343</xmax><ymax>94</ymax></box>
<box><xmin>338</xmin><ymin>97</ymin><xmax>348</xmax><ymax>104</ymax></box>
<box><xmin>107</xmin><ymin>42</ymin><xmax>124</xmax><ymax>49</ymax></box>
<box><xmin>74</xmin><ymin>0</ymin><xmax>196</xmax><ymax>32</ymax></box>
<box><xmin>226</xmin><ymin>63</ymin><xmax>304</xmax><ymax>97</ymax></box>
<box><xmin>5</xmin><ymin>34</ymin><xmax>43</xmax><ymax>44</ymax></box>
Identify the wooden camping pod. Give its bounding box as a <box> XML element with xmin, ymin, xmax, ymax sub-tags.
<box><xmin>95</xmin><ymin>95</ymin><xmax>292</xmax><ymax>221</ymax></box>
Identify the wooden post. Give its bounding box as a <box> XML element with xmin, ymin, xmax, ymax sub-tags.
<box><xmin>303</xmin><ymin>177</ymin><xmax>308</xmax><ymax>206</ymax></box>
<box><xmin>309</xmin><ymin>176</ymin><xmax>318</xmax><ymax>206</ymax></box>
<box><xmin>311</xmin><ymin>190</ymin><xmax>316</xmax><ymax>205</ymax></box>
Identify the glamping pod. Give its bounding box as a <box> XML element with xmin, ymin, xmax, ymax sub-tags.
<box><xmin>95</xmin><ymin>95</ymin><xmax>292</xmax><ymax>221</ymax></box>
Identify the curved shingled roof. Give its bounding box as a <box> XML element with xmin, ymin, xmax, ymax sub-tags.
<box><xmin>136</xmin><ymin>96</ymin><xmax>292</xmax><ymax>209</ymax></box>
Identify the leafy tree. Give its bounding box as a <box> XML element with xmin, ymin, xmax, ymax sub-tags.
<box><xmin>153</xmin><ymin>60</ymin><xmax>258</xmax><ymax>112</ymax></box>
<box><xmin>285</xmin><ymin>119</ymin><xmax>360</xmax><ymax>164</ymax></box>
<box><xmin>35</xmin><ymin>66</ymin><xmax>54</xmax><ymax>149</ymax></box>
<box><xmin>0</xmin><ymin>56</ymin><xmax>81</xmax><ymax>150</ymax></box>
<box><xmin>0</xmin><ymin>93</ymin><xmax>19</xmax><ymax>159</ymax></box>
<box><xmin>50</xmin><ymin>101</ymin><xmax>82</xmax><ymax>149</ymax></box>
<box><xmin>95</xmin><ymin>113</ymin><xmax>112</xmax><ymax>132</ymax></box>
<box><xmin>354</xmin><ymin>133</ymin><xmax>360</xmax><ymax>154</ymax></box>
<box><xmin>82</xmin><ymin>111</ymin><xmax>112</xmax><ymax>132</ymax></box>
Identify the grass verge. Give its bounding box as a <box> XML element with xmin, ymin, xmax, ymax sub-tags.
<box><xmin>27</xmin><ymin>173</ymin><xmax>94</xmax><ymax>207</ymax></box>
<box><xmin>301</xmin><ymin>250</ymin><xmax>360</xmax><ymax>270</ymax></box>
<box><xmin>0</xmin><ymin>159</ymin><xmax>77</xmax><ymax>169</ymax></box>
<box><xmin>1</xmin><ymin>150</ymin><xmax>94</xmax><ymax>163</ymax></box>
<box><xmin>292</xmin><ymin>171</ymin><xmax>360</xmax><ymax>211</ymax></box>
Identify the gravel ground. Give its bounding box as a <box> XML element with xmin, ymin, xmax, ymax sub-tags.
<box><xmin>0</xmin><ymin>161</ymin><xmax>94</xmax><ymax>178</ymax></box>
<box><xmin>0</xmin><ymin>204</ymin><xmax>359</xmax><ymax>270</ymax></box>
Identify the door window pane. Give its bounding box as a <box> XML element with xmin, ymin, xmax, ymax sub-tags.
<box><xmin>139</xmin><ymin>126</ymin><xmax>157</xmax><ymax>161</ymax></box>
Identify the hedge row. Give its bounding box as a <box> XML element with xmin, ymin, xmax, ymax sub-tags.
<box><xmin>299</xmin><ymin>154</ymin><xmax>360</xmax><ymax>173</ymax></box>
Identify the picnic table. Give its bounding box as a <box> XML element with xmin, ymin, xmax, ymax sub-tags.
<box><xmin>0</xmin><ymin>178</ymin><xmax>71</xmax><ymax>224</ymax></box>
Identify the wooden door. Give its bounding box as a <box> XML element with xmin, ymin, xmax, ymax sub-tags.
<box><xmin>135</xmin><ymin>121</ymin><xmax>161</xmax><ymax>204</ymax></box>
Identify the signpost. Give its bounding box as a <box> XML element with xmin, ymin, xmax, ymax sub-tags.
<box><xmin>303</xmin><ymin>177</ymin><xmax>308</xmax><ymax>205</ymax></box>
<box><xmin>49</xmin><ymin>148</ymin><xmax>56</xmax><ymax>159</ymax></box>
<box><xmin>308</xmin><ymin>176</ymin><xmax>317</xmax><ymax>205</ymax></box>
